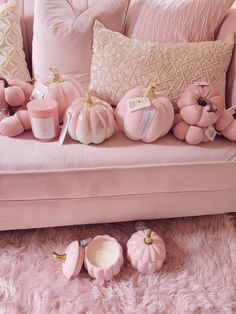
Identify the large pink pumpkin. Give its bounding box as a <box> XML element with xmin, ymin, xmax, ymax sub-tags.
<box><xmin>115</xmin><ymin>85</ymin><xmax>174</xmax><ymax>143</ymax></box>
<box><xmin>127</xmin><ymin>228</ymin><xmax>166</xmax><ymax>274</ymax></box>
<box><xmin>178</xmin><ymin>84</ymin><xmax>224</xmax><ymax>127</ymax></box>
<box><xmin>44</xmin><ymin>67</ymin><xmax>84</xmax><ymax>123</ymax></box>
<box><xmin>67</xmin><ymin>92</ymin><xmax>115</xmax><ymax>144</ymax></box>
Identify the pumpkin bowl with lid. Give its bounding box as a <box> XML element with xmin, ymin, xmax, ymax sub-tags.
<box><xmin>127</xmin><ymin>228</ymin><xmax>166</xmax><ymax>274</ymax></box>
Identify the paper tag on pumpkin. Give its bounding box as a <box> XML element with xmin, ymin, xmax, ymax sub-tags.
<box><xmin>58</xmin><ymin>111</ymin><xmax>72</xmax><ymax>145</ymax></box>
<box><xmin>79</xmin><ymin>238</ymin><xmax>92</xmax><ymax>246</ymax></box>
<box><xmin>228</xmin><ymin>105</ymin><xmax>236</xmax><ymax>115</ymax></box>
<box><xmin>30</xmin><ymin>81</ymin><xmax>49</xmax><ymax>100</ymax></box>
<box><xmin>137</xmin><ymin>108</ymin><xmax>156</xmax><ymax>138</ymax></box>
<box><xmin>204</xmin><ymin>125</ymin><xmax>219</xmax><ymax>141</ymax></box>
<box><xmin>128</xmin><ymin>97</ymin><xmax>151</xmax><ymax>112</ymax></box>
<box><xmin>194</xmin><ymin>81</ymin><xmax>209</xmax><ymax>86</ymax></box>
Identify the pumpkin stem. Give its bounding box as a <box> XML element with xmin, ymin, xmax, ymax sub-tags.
<box><xmin>198</xmin><ymin>97</ymin><xmax>217</xmax><ymax>113</ymax></box>
<box><xmin>48</xmin><ymin>66</ymin><xmax>63</xmax><ymax>83</ymax></box>
<box><xmin>142</xmin><ymin>83</ymin><xmax>158</xmax><ymax>100</ymax></box>
<box><xmin>0</xmin><ymin>77</ymin><xmax>9</xmax><ymax>87</ymax></box>
<box><xmin>52</xmin><ymin>252</ymin><xmax>66</xmax><ymax>263</ymax></box>
<box><xmin>144</xmin><ymin>229</ymin><xmax>153</xmax><ymax>245</ymax></box>
<box><xmin>84</xmin><ymin>91</ymin><xmax>94</xmax><ymax>107</ymax></box>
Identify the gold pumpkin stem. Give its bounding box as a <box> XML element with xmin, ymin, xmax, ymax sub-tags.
<box><xmin>142</xmin><ymin>83</ymin><xmax>158</xmax><ymax>100</ymax></box>
<box><xmin>84</xmin><ymin>91</ymin><xmax>94</xmax><ymax>107</ymax></box>
<box><xmin>52</xmin><ymin>252</ymin><xmax>66</xmax><ymax>263</ymax></box>
<box><xmin>48</xmin><ymin>66</ymin><xmax>63</xmax><ymax>83</ymax></box>
<box><xmin>144</xmin><ymin>229</ymin><xmax>153</xmax><ymax>245</ymax></box>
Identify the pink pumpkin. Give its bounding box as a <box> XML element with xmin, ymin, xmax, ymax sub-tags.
<box><xmin>214</xmin><ymin>108</ymin><xmax>236</xmax><ymax>142</ymax></box>
<box><xmin>115</xmin><ymin>84</ymin><xmax>174</xmax><ymax>143</ymax></box>
<box><xmin>67</xmin><ymin>92</ymin><xmax>115</xmax><ymax>144</ymax></box>
<box><xmin>127</xmin><ymin>228</ymin><xmax>166</xmax><ymax>274</ymax></box>
<box><xmin>44</xmin><ymin>67</ymin><xmax>84</xmax><ymax>123</ymax></box>
<box><xmin>173</xmin><ymin>114</ymin><xmax>210</xmax><ymax>145</ymax></box>
<box><xmin>178</xmin><ymin>83</ymin><xmax>224</xmax><ymax>127</ymax></box>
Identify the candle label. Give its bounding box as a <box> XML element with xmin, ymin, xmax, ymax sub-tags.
<box><xmin>30</xmin><ymin>82</ymin><xmax>49</xmax><ymax>100</ymax></box>
<box><xmin>59</xmin><ymin>111</ymin><xmax>72</xmax><ymax>145</ymax></box>
<box><xmin>32</xmin><ymin>117</ymin><xmax>56</xmax><ymax>139</ymax></box>
<box><xmin>128</xmin><ymin>97</ymin><xmax>151</xmax><ymax>112</ymax></box>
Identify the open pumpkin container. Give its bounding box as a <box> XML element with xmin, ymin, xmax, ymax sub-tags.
<box><xmin>52</xmin><ymin>236</ymin><xmax>123</xmax><ymax>281</ymax></box>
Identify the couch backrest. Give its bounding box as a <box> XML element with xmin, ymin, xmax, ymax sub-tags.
<box><xmin>0</xmin><ymin>0</ymin><xmax>235</xmax><ymax>105</ymax></box>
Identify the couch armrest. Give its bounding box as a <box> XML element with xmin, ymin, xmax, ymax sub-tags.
<box><xmin>216</xmin><ymin>8</ymin><xmax>236</xmax><ymax>107</ymax></box>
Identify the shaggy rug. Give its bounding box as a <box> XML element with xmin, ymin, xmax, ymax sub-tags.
<box><xmin>0</xmin><ymin>214</ymin><xmax>235</xmax><ymax>314</ymax></box>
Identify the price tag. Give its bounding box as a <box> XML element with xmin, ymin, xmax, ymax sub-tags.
<box><xmin>30</xmin><ymin>81</ymin><xmax>49</xmax><ymax>100</ymax></box>
<box><xmin>58</xmin><ymin>111</ymin><xmax>72</xmax><ymax>145</ymax></box>
<box><xmin>127</xmin><ymin>97</ymin><xmax>151</xmax><ymax>112</ymax></box>
<box><xmin>204</xmin><ymin>125</ymin><xmax>219</xmax><ymax>141</ymax></box>
<box><xmin>228</xmin><ymin>105</ymin><xmax>236</xmax><ymax>115</ymax></box>
<box><xmin>194</xmin><ymin>81</ymin><xmax>209</xmax><ymax>86</ymax></box>
<box><xmin>137</xmin><ymin>108</ymin><xmax>156</xmax><ymax>138</ymax></box>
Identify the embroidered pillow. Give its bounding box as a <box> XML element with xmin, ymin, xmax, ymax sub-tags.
<box><xmin>125</xmin><ymin>0</ymin><xmax>234</xmax><ymax>43</ymax></box>
<box><xmin>0</xmin><ymin>0</ymin><xmax>30</xmax><ymax>80</ymax></box>
<box><xmin>90</xmin><ymin>22</ymin><xmax>235</xmax><ymax>109</ymax></box>
<box><xmin>32</xmin><ymin>0</ymin><xmax>130</xmax><ymax>89</ymax></box>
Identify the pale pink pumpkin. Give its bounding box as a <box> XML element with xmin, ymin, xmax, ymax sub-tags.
<box><xmin>178</xmin><ymin>84</ymin><xmax>224</xmax><ymax>127</ymax></box>
<box><xmin>84</xmin><ymin>235</ymin><xmax>124</xmax><ymax>281</ymax></box>
<box><xmin>115</xmin><ymin>85</ymin><xmax>174</xmax><ymax>143</ymax></box>
<box><xmin>44</xmin><ymin>67</ymin><xmax>84</xmax><ymax>123</ymax></box>
<box><xmin>172</xmin><ymin>113</ymin><xmax>210</xmax><ymax>145</ymax></box>
<box><xmin>0</xmin><ymin>78</ymin><xmax>33</xmax><ymax>137</ymax></box>
<box><xmin>67</xmin><ymin>92</ymin><xmax>115</xmax><ymax>144</ymax></box>
<box><xmin>127</xmin><ymin>229</ymin><xmax>166</xmax><ymax>274</ymax></box>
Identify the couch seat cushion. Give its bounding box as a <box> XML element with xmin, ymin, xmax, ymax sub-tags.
<box><xmin>0</xmin><ymin>128</ymin><xmax>235</xmax><ymax>203</ymax></box>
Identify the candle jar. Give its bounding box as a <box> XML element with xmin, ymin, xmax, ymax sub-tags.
<box><xmin>27</xmin><ymin>99</ymin><xmax>59</xmax><ymax>141</ymax></box>
<box><xmin>84</xmin><ymin>235</ymin><xmax>124</xmax><ymax>281</ymax></box>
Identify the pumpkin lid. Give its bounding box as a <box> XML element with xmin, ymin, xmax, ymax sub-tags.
<box><xmin>52</xmin><ymin>238</ymin><xmax>91</xmax><ymax>280</ymax></box>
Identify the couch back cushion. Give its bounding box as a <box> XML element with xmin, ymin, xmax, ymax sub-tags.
<box><xmin>32</xmin><ymin>0</ymin><xmax>129</xmax><ymax>89</ymax></box>
<box><xmin>125</xmin><ymin>0</ymin><xmax>234</xmax><ymax>42</ymax></box>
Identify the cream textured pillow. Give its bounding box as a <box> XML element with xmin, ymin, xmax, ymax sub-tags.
<box><xmin>0</xmin><ymin>0</ymin><xmax>30</xmax><ymax>80</ymax></box>
<box><xmin>90</xmin><ymin>22</ymin><xmax>235</xmax><ymax>109</ymax></box>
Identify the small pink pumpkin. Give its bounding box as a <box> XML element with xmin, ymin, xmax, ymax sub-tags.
<box><xmin>178</xmin><ymin>83</ymin><xmax>224</xmax><ymax>127</ymax></box>
<box><xmin>67</xmin><ymin>92</ymin><xmax>115</xmax><ymax>144</ymax></box>
<box><xmin>43</xmin><ymin>67</ymin><xmax>84</xmax><ymax>123</ymax></box>
<box><xmin>115</xmin><ymin>84</ymin><xmax>174</xmax><ymax>143</ymax></box>
<box><xmin>127</xmin><ymin>228</ymin><xmax>166</xmax><ymax>274</ymax></box>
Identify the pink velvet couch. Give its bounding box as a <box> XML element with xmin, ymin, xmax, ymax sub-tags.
<box><xmin>0</xmin><ymin>1</ymin><xmax>236</xmax><ymax>231</ymax></box>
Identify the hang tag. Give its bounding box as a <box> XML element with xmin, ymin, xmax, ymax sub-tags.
<box><xmin>58</xmin><ymin>111</ymin><xmax>72</xmax><ymax>145</ymax></box>
<box><xmin>128</xmin><ymin>97</ymin><xmax>151</xmax><ymax>112</ymax></box>
<box><xmin>204</xmin><ymin>125</ymin><xmax>219</xmax><ymax>141</ymax></box>
<box><xmin>79</xmin><ymin>238</ymin><xmax>92</xmax><ymax>246</ymax></box>
<box><xmin>137</xmin><ymin>108</ymin><xmax>156</xmax><ymax>138</ymax></box>
<box><xmin>228</xmin><ymin>105</ymin><xmax>236</xmax><ymax>115</ymax></box>
<box><xmin>30</xmin><ymin>81</ymin><xmax>49</xmax><ymax>100</ymax></box>
<box><xmin>194</xmin><ymin>81</ymin><xmax>209</xmax><ymax>86</ymax></box>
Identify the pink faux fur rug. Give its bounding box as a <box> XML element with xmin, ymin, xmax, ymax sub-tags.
<box><xmin>0</xmin><ymin>214</ymin><xmax>235</xmax><ymax>313</ymax></box>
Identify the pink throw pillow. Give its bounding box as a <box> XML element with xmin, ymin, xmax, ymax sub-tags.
<box><xmin>125</xmin><ymin>0</ymin><xmax>234</xmax><ymax>43</ymax></box>
<box><xmin>32</xmin><ymin>0</ymin><xmax>129</xmax><ymax>89</ymax></box>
